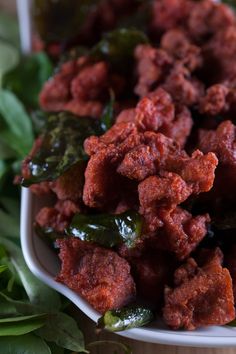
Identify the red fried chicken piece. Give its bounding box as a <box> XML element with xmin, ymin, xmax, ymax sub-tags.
<box><xmin>36</xmin><ymin>200</ymin><xmax>81</xmax><ymax>233</ymax></box>
<box><xmin>56</xmin><ymin>238</ymin><xmax>136</xmax><ymax>313</ymax></box>
<box><xmin>198</xmin><ymin>120</ymin><xmax>236</xmax><ymax>167</ymax></box>
<box><xmin>155</xmin><ymin>207</ymin><xmax>210</xmax><ymax>260</ymax></box>
<box><xmin>163</xmin><ymin>249</ymin><xmax>235</xmax><ymax>329</ymax></box>
<box><xmin>134</xmin><ymin>45</ymin><xmax>172</xmax><ymax>97</ymax></box>
<box><xmin>151</xmin><ymin>0</ymin><xmax>190</xmax><ymax>34</ymax></box>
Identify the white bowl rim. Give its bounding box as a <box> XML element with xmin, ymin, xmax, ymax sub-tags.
<box><xmin>21</xmin><ymin>187</ymin><xmax>236</xmax><ymax>347</ymax></box>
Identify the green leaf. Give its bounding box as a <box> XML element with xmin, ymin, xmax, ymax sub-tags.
<box><xmin>0</xmin><ymin>41</ymin><xmax>19</xmax><ymax>85</ymax></box>
<box><xmin>0</xmin><ymin>333</ymin><xmax>51</xmax><ymax>354</ymax></box>
<box><xmin>0</xmin><ymin>139</ymin><xmax>16</xmax><ymax>159</ymax></box>
<box><xmin>21</xmin><ymin>112</ymin><xmax>103</xmax><ymax>186</ymax></box>
<box><xmin>0</xmin><ymin>208</ymin><xmax>19</xmax><ymax>238</ymax></box>
<box><xmin>0</xmin><ymin>293</ymin><xmax>40</xmax><ymax>317</ymax></box>
<box><xmin>97</xmin><ymin>306</ymin><xmax>154</xmax><ymax>332</ymax></box>
<box><xmin>0</xmin><ymin>90</ymin><xmax>33</xmax><ymax>156</ymax></box>
<box><xmin>0</xmin><ymin>13</ymin><xmax>20</xmax><ymax>48</ymax></box>
<box><xmin>87</xmin><ymin>340</ymin><xmax>132</xmax><ymax>354</ymax></box>
<box><xmin>0</xmin><ymin>239</ymin><xmax>61</xmax><ymax>311</ymax></box>
<box><xmin>91</xmin><ymin>28</ymin><xmax>148</xmax><ymax>74</ymax></box>
<box><xmin>0</xmin><ymin>265</ymin><xmax>7</xmax><ymax>274</ymax></box>
<box><xmin>3</xmin><ymin>52</ymin><xmax>53</xmax><ymax>108</ymax></box>
<box><xmin>67</xmin><ymin>210</ymin><xmax>143</xmax><ymax>248</ymax></box>
<box><xmin>222</xmin><ymin>0</ymin><xmax>236</xmax><ymax>9</ymax></box>
<box><xmin>101</xmin><ymin>91</ymin><xmax>115</xmax><ymax>131</ymax></box>
<box><xmin>36</xmin><ymin>312</ymin><xmax>87</xmax><ymax>353</ymax></box>
<box><xmin>0</xmin><ymin>314</ymin><xmax>47</xmax><ymax>336</ymax></box>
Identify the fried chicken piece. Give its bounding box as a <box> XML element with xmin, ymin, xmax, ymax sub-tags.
<box><xmin>198</xmin><ymin>120</ymin><xmax>236</xmax><ymax>167</ymax></box>
<box><xmin>153</xmin><ymin>207</ymin><xmax>210</xmax><ymax>260</ymax></box>
<box><xmin>36</xmin><ymin>200</ymin><xmax>81</xmax><ymax>233</ymax></box>
<box><xmin>134</xmin><ymin>44</ymin><xmax>172</xmax><ymax>97</ymax></box>
<box><xmin>163</xmin><ymin>249</ymin><xmax>235</xmax><ymax>329</ymax></box>
<box><xmin>56</xmin><ymin>238</ymin><xmax>136</xmax><ymax>313</ymax></box>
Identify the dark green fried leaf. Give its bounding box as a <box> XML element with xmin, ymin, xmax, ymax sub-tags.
<box><xmin>21</xmin><ymin>112</ymin><xmax>104</xmax><ymax>186</ymax></box>
<box><xmin>67</xmin><ymin>210</ymin><xmax>143</xmax><ymax>248</ymax></box>
<box><xmin>91</xmin><ymin>28</ymin><xmax>149</xmax><ymax>73</ymax></box>
<box><xmin>101</xmin><ymin>91</ymin><xmax>115</xmax><ymax>131</ymax></box>
<box><xmin>97</xmin><ymin>306</ymin><xmax>154</xmax><ymax>332</ymax></box>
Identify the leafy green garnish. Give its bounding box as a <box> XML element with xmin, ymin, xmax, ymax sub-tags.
<box><xmin>222</xmin><ymin>0</ymin><xmax>236</xmax><ymax>9</ymax></box>
<box><xmin>21</xmin><ymin>112</ymin><xmax>104</xmax><ymax>186</ymax></box>
<box><xmin>0</xmin><ymin>90</ymin><xmax>34</xmax><ymax>158</ymax></box>
<box><xmin>97</xmin><ymin>306</ymin><xmax>154</xmax><ymax>332</ymax></box>
<box><xmin>0</xmin><ymin>314</ymin><xmax>47</xmax><ymax>336</ymax></box>
<box><xmin>0</xmin><ymin>334</ymin><xmax>51</xmax><ymax>354</ymax></box>
<box><xmin>67</xmin><ymin>210</ymin><xmax>143</xmax><ymax>248</ymax></box>
<box><xmin>3</xmin><ymin>52</ymin><xmax>53</xmax><ymax>108</ymax></box>
<box><xmin>36</xmin><ymin>312</ymin><xmax>87</xmax><ymax>353</ymax></box>
<box><xmin>0</xmin><ymin>40</ymin><xmax>19</xmax><ymax>86</ymax></box>
<box><xmin>91</xmin><ymin>28</ymin><xmax>148</xmax><ymax>73</ymax></box>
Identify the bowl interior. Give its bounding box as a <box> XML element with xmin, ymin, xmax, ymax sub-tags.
<box><xmin>20</xmin><ymin>187</ymin><xmax>236</xmax><ymax>347</ymax></box>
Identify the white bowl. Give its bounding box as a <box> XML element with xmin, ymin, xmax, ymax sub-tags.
<box><xmin>21</xmin><ymin>187</ymin><xmax>236</xmax><ymax>347</ymax></box>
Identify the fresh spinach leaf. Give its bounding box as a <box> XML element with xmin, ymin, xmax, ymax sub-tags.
<box><xmin>0</xmin><ymin>265</ymin><xmax>7</xmax><ymax>274</ymax></box>
<box><xmin>0</xmin><ymin>90</ymin><xmax>33</xmax><ymax>157</ymax></box>
<box><xmin>21</xmin><ymin>112</ymin><xmax>104</xmax><ymax>186</ymax></box>
<box><xmin>0</xmin><ymin>40</ymin><xmax>19</xmax><ymax>85</ymax></box>
<box><xmin>0</xmin><ymin>239</ymin><xmax>61</xmax><ymax>311</ymax></box>
<box><xmin>97</xmin><ymin>306</ymin><xmax>154</xmax><ymax>332</ymax></box>
<box><xmin>67</xmin><ymin>210</ymin><xmax>143</xmax><ymax>248</ymax></box>
<box><xmin>0</xmin><ymin>13</ymin><xmax>20</xmax><ymax>48</ymax></box>
<box><xmin>0</xmin><ymin>334</ymin><xmax>51</xmax><ymax>354</ymax></box>
<box><xmin>36</xmin><ymin>312</ymin><xmax>87</xmax><ymax>353</ymax></box>
<box><xmin>91</xmin><ymin>28</ymin><xmax>148</xmax><ymax>74</ymax></box>
<box><xmin>3</xmin><ymin>52</ymin><xmax>53</xmax><ymax>108</ymax></box>
<box><xmin>0</xmin><ymin>314</ymin><xmax>47</xmax><ymax>336</ymax></box>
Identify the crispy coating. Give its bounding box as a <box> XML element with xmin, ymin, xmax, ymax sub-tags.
<box><xmin>163</xmin><ymin>249</ymin><xmax>235</xmax><ymax>330</ymax></box>
<box><xmin>135</xmin><ymin>88</ymin><xmax>175</xmax><ymax>132</ymax></box>
<box><xmin>162</xmin><ymin>64</ymin><xmax>204</xmax><ymax>106</ymax></box>
<box><xmin>160</xmin><ymin>29</ymin><xmax>202</xmax><ymax>72</ymax></box>
<box><xmin>199</xmin><ymin>84</ymin><xmax>229</xmax><ymax>115</ymax></box>
<box><xmin>56</xmin><ymin>238</ymin><xmax>136</xmax><ymax>313</ymax></box>
<box><xmin>50</xmin><ymin>162</ymin><xmax>85</xmax><ymax>201</ymax></box>
<box><xmin>36</xmin><ymin>200</ymin><xmax>81</xmax><ymax>233</ymax></box>
<box><xmin>134</xmin><ymin>45</ymin><xmax>172</xmax><ymax>97</ymax></box>
<box><xmin>187</xmin><ymin>0</ymin><xmax>235</xmax><ymax>42</ymax></box>
<box><xmin>198</xmin><ymin>120</ymin><xmax>236</xmax><ymax>166</ymax></box>
<box><xmin>40</xmin><ymin>59</ymin><xmax>114</xmax><ymax>118</ymax></box>
<box><xmin>154</xmin><ymin>207</ymin><xmax>210</xmax><ymax>260</ymax></box>
<box><xmin>151</xmin><ymin>0</ymin><xmax>190</xmax><ymax>34</ymax></box>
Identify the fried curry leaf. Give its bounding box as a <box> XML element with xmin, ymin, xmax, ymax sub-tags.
<box><xmin>21</xmin><ymin>112</ymin><xmax>104</xmax><ymax>186</ymax></box>
<box><xmin>35</xmin><ymin>224</ymin><xmax>65</xmax><ymax>249</ymax></box>
<box><xmin>91</xmin><ymin>28</ymin><xmax>148</xmax><ymax>73</ymax></box>
<box><xmin>101</xmin><ymin>91</ymin><xmax>115</xmax><ymax>131</ymax></box>
<box><xmin>67</xmin><ymin>210</ymin><xmax>142</xmax><ymax>248</ymax></box>
<box><xmin>97</xmin><ymin>306</ymin><xmax>154</xmax><ymax>332</ymax></box>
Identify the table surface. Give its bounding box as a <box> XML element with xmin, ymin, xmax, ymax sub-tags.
<box><xmin>75</xmin><ymin>310</ymin><xmax>236</xmax><ymax>354</ymax></box>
